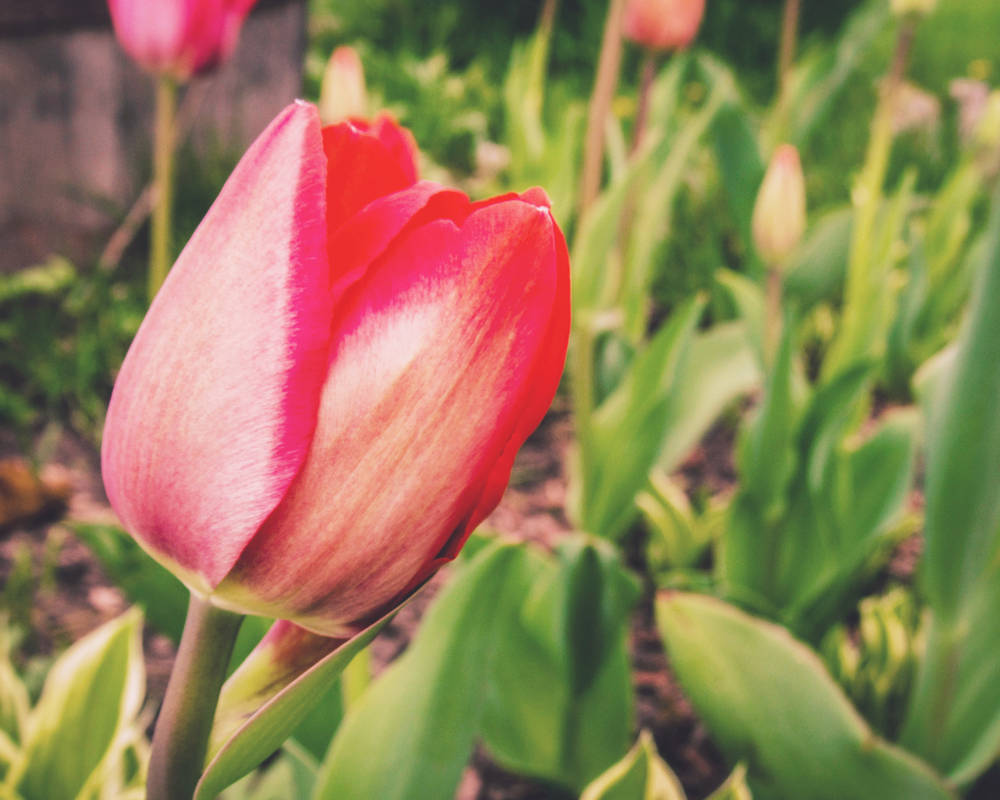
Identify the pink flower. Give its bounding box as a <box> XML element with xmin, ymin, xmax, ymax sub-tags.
<box><xmin>107</xmin><ymin>0</ymin><xmax>259</xmax><ymax>80</ymax></box>
<box><xmin>101</xmin><ymin>102</ymin><xmax>570</xmax><ymax>635</ymax></box>
<box><xmin>623</xmin><ymin>0</ymin><xmax>706</xmax><ymax>52</ymax></box>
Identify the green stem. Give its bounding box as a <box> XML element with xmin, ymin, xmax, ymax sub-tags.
<box><xmin>777</xmin><ymin>0</ymin><xmax>801</xmax><ymax>95</ymax></box>
<box><xmin>149</xmin><ymin>76</ymin><xmax>178</xmax><ymax>302</ymax></box>
<box><xmin>764</xmin><ymin>266</ymin><xmax>783</xmax><ymax>367</ymax></box>
<box><xmin>579</xmin><ymin>0</ymin><xmax>627</xmax><ymax>216</ymax></box>
<box><xmin>630</xmin><ymin>51</ymin><xmax>659</xmax><ymax>154</ymax></box>
<box><xmin>147</xmin><ymin>594</ymin><xmax>243</xmax><ymax>800</ymax></box>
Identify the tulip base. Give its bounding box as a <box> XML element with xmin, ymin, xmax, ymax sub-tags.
<box><xmin>147</xmin><ymin>593</ymin><xmax>243</xmax><ymax>800</ymax></box>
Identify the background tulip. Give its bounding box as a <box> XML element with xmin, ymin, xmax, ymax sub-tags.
<box><xmin>623</xmin><ymin>0</ymin><xmax>706</xmax><ymax>52</ymax></box>
<box><xmin>107</xmin><ymin>0</ymin><xmax>259</xmax><ymax>80</ymax></box>
<box><xmin>752</xmin><ymin>143</ymin><xmax>807</xmax><ymax>268</ymax></box>
<box><xmin>101</xmin><ymin>101</ymin><xmax>570</xmax><ymax>636</ymax></box>
<box><xmin>319</xmin><ymin>46</ymin><xmax>369</xmax><ymax>124</ymax></box>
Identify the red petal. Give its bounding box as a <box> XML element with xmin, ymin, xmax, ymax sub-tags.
<box><xmin>220</xmin><ymin>197</ymin><xmax>565</xmax><ymax>632</ymax></box>
<box><xmin>322</xmin><ymin>119</ymin><xmax>418</xmax><ymax>238</ymax></box>
<box><xmin>101</xmin><ymin>102</ymin><xmax>332</xmax><ymax>589</ymax></box>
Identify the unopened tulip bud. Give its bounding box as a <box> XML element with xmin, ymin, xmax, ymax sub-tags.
<box><xmin>107</xmin><ymin>0</ymin><xmax>258</xmax><ymax>81</ymax></box>
<box><xmin>101</xmin><ymin>102</ymin><xmax>570</xmax><ymax>636</ymax></box>
<box><xmin>623</xmin><ymin>0</ymin><xmax>706</xmax><ymax>52</ymax></box>
<box><xmin>890</xmin><ymin>0</ymin><xmax>936</xmax><ymax>17</ymax></box>
<box><xmin>319</xmin><ymin>46</ymin><xmax>368</xmax><ymax>125</ymax></box>
<box><xmin>752</xmin><ymin>144</ymin><xmax>806</xmax><ymax>268</ymax></box>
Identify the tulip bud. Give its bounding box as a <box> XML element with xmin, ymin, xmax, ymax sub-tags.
<box><xmin>107</xmin><ymin>0</ymin><xmax>258</xmax><ymax>81</ymax></box>
<box><xmin>101</xmin><ymin>102</ymin><xmax>570</xmax><ymax>636</ymax></box>
<box><xmin>890</xmin><ymin>0</ymin><xmax>936</xmax><ymax>17</ymax></box>
<box><xmin>623</xmin><ymin>0</ymin><xmax>706</xmax><ymax>52</ymax></box>
<box><xmin>319</xmin><ymin>46</ymin><xmax>368</xmax><ymax>125</ymax></box>
<box><xmin>752</xmin><ymin>144</ymin><xmax>806</xmax><ymax>267</ymax></box>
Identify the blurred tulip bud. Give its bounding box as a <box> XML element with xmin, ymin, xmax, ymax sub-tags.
<box><xmin>890</xmin><ymin>0</ymin><xmax>936</xmax><ymax>17</ymax></box>
<box><xmin>319</xmin><ymin>46</ymin><xmax>368</xmax><ymax>125</ymax></box>
<box><xmin>101</xmin><ymin>102</ymin><xmax>570</xmax><ymax>636</ymax></box>
<box><xmin>107</xmin><ymin>0</ymin><xmax>258</xmax><ymax>80</ymax></box>
<box><xmin>623</xmin><ymin>0</ymin><xmax>706</xmax><ymax>52</ymax></box>
<box><xmin>752</xmin><ymin>144</ymin><xmax>806</xmax><ymax>267</ymax></box>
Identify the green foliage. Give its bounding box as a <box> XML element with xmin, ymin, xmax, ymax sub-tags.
<box><xmin>0</xmin><ymin>258</ymin><xmax>142</xmax><ymax>442</ymax></box>
<box><xmin>656</xmin><ymin>593</ymin><xmax>955</xmax><ymax>800</ymax></box>
<box><xmin>480</xmin><ymin>537</ymin><xmax>639</xmax><ymax>791</ymax></box>
<box><xmin>312</xmin><ymin>540</ymin><xmax>537</xmax><ymax>800</ymax></box>
<box><xmin>822</xmin><ymin>587</ymin><xmax>922</xmax><ymax>740</ymax></box>
<box><xmin>899</xmin><ymin>188</ymin><xmax>1000</xmax><ymax>786</ymax></box>
<box><xmin>3</xmin><ymin>610</ymin><xmax>147</xmax><ymax>800</ymax></box>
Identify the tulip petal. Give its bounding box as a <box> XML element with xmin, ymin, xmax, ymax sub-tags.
<box><xmin>219</xmin><ymin>197</ymin><xmax>565</xmax><ymax>633</ymax></box>
<box><xmin>322</xmin><ymin>119</ymin><xmax>418</xmax><ymax>237</ymax></box>
<box><xmin>102</xmin><ymin>102</ymin><xmax>332</xmax><ymax>590</ymax></box>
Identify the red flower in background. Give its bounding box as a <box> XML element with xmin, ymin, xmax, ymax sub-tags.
<box><xmin>623</xmin><ymin>0</ymin><xmax>706</xmax><ymax>51</ymax></box>
<box><xmin>101</xmin><ymin>102</ymin><xmax>570</xmax><ymax>635</ymax></box>
<box><xmin>107</xmin><ymin>0</ymin><xmax>259</xmax><ymax>80</ymax></box>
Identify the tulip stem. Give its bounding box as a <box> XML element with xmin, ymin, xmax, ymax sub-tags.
<box><xmin>149</xmin><ymin>75</ymin><xmax>178</xmax><ymax>302</ymax></box>
<box><xmin>147</xmin><ymin>594</ymin><xmax>243</xmax><ymax>800</ymax></box>
<box><xmin>579</xmin><ymin>0</ymin><xmax>627</xmax><ymax>216</ymax></box>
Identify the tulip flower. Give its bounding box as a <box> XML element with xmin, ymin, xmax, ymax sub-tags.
<box><xmin>319</xmin><ymin>46</ymin><xmax>368</xmax><ymax>125</ymax></box>
<box><xmin>107</xmin><ymin>0</ymin><xmax>259</xmax><ymax>80</ymax></box>
<box><xmin>101</xmin><ymin>101</ymin><xmax>570</xmax><ymax>637</ymax></box>
<box><xmin>623</xmin><ymin>0</ymin><xmax>706</xmax><ymax>52</ymax></box>
<box><xmin>752</xmin><ymin>143</ymin><xmax>806</xmax><ymax>268</ymax></box>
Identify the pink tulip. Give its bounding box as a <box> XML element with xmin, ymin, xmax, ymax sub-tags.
<box><xmin>623</xmin><ymin>0</ymin><xmax>706</xmax><ymax>52</ymax></box>
<box><xmin>107</xmin><ymin>0</ymin><xmax>259</xmax><ymax>80</ymax></box>
<box><xmin>319</xmin><ymin>46</ymin><xmax>368</xmax><ymax>124</ymax></box>
<box><xmin>752</xmin><ymin>144</ymin><xmax>806</xmax><ymax>267</ymax></box>
<box><xmin>101</xmin><ymin>101</ymin><xmax>570</xmax><ymax>635</ymax></box>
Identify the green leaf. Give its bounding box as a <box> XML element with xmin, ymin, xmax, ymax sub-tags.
<box><xmin>312</xmin><ymin>540</ymin><xmax>535</xmax><ymax>800</ymax></box>
<box><xmin>899</xmin><ymin>188</ymin><xmax>1000</xmax><ymax>784</ymax></box>
<box><xmin>0</xmin><ymin>636</ymin><xmax>29</xmax><ymax>747</ymax></box>
<box><xmin>657</xmin><ymin>321</ymin><xmax>761</xmax><ymax>474</ymax></box>
<box><xmin>14</xmin><ymin>608</ymin><xmax>145</xmax><ymax>800</ymax></box>
<box><xmin>579</xmin><ymin>296</ymin><xmax>705</xmax><ymax>539</ymax></box>
<box><xmin>578</xmin><ymin>730</ymin><xmax>686</xmax><ymax>800</ymax></box>
<box><xmin>710</xmin><ymin>100</ymin><xmax>764</xmax><ymax>262</ymax></box>
<box><xmin>656</xmin><ymin>593</ymin><xmax>955</xmax><ymax>800</ymax></box>
<box><xmin>783</xmin><ymin>206</ymin><xmax>853</xmax><ymax>310</ymax></box>
<box><xmin>196</xmin><ymin>614</ymin><xmax>391</xmax><ymax>800</ymax></box>
<box><xmin>481</xmin><ymin>537</ymin><xmax>638</xmax><ymax>790</ymax></box>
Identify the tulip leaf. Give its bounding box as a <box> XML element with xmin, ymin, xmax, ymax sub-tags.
<box><xmin>783</xmin><ymin>206</ymin><xmax>853</xmax><ymax>310</ymax></box>
<box><xmin>656</xmin><ymin>593</ymin><xmax>955</xmax><ymax>800</ymax></box>
<box><xmin>195</xmin><ymin>614</ymin><xmax>390</xmax><ymax>800</ymax></box>
<box><xmin>578</xmin><ymin>730</ymin><xmax>686</xmax><ymax>800</ymax></box>
<box><xmin>656</xmin><ymin>321</ymin><xmax>761</xmax><ymax>474</ymax></box>
<box><xmin>710</xmin><ymin>102</ymin><xmax>764</xmax><ymax>262</ymax></box>
<box><xmin>480</xmin><ymin>536</ymin><xmax>638</xmax><ymax>790</ymax></box>
<box><xmin>14</xmin><ymin>609</ymin><xmax>145</xmax><ymax>800</ymax></box>
<box><xmin>312</xmin><ymin>540</ymin><xmax>535</xmax><ymax>800</ymax></box>
<box><xmin>899</xmin><ymin>188</ymin><xmax>1000</xmax><ymax>785</ymax></box>
<box><xmin>578</xmin><ymin>294</ymin><xmax>705</xmax><ymax>540</ymax></box>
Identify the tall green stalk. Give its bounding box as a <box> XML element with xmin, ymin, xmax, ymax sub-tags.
<box><xmin>149</xmin><ymin>76</ymin><xmax>178</xmax><ymax>302</ymax></box>
<box><xmin>147</xmin><ymin>594</ymin><xmax>243</xmax><ymax>800</ymax></box>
